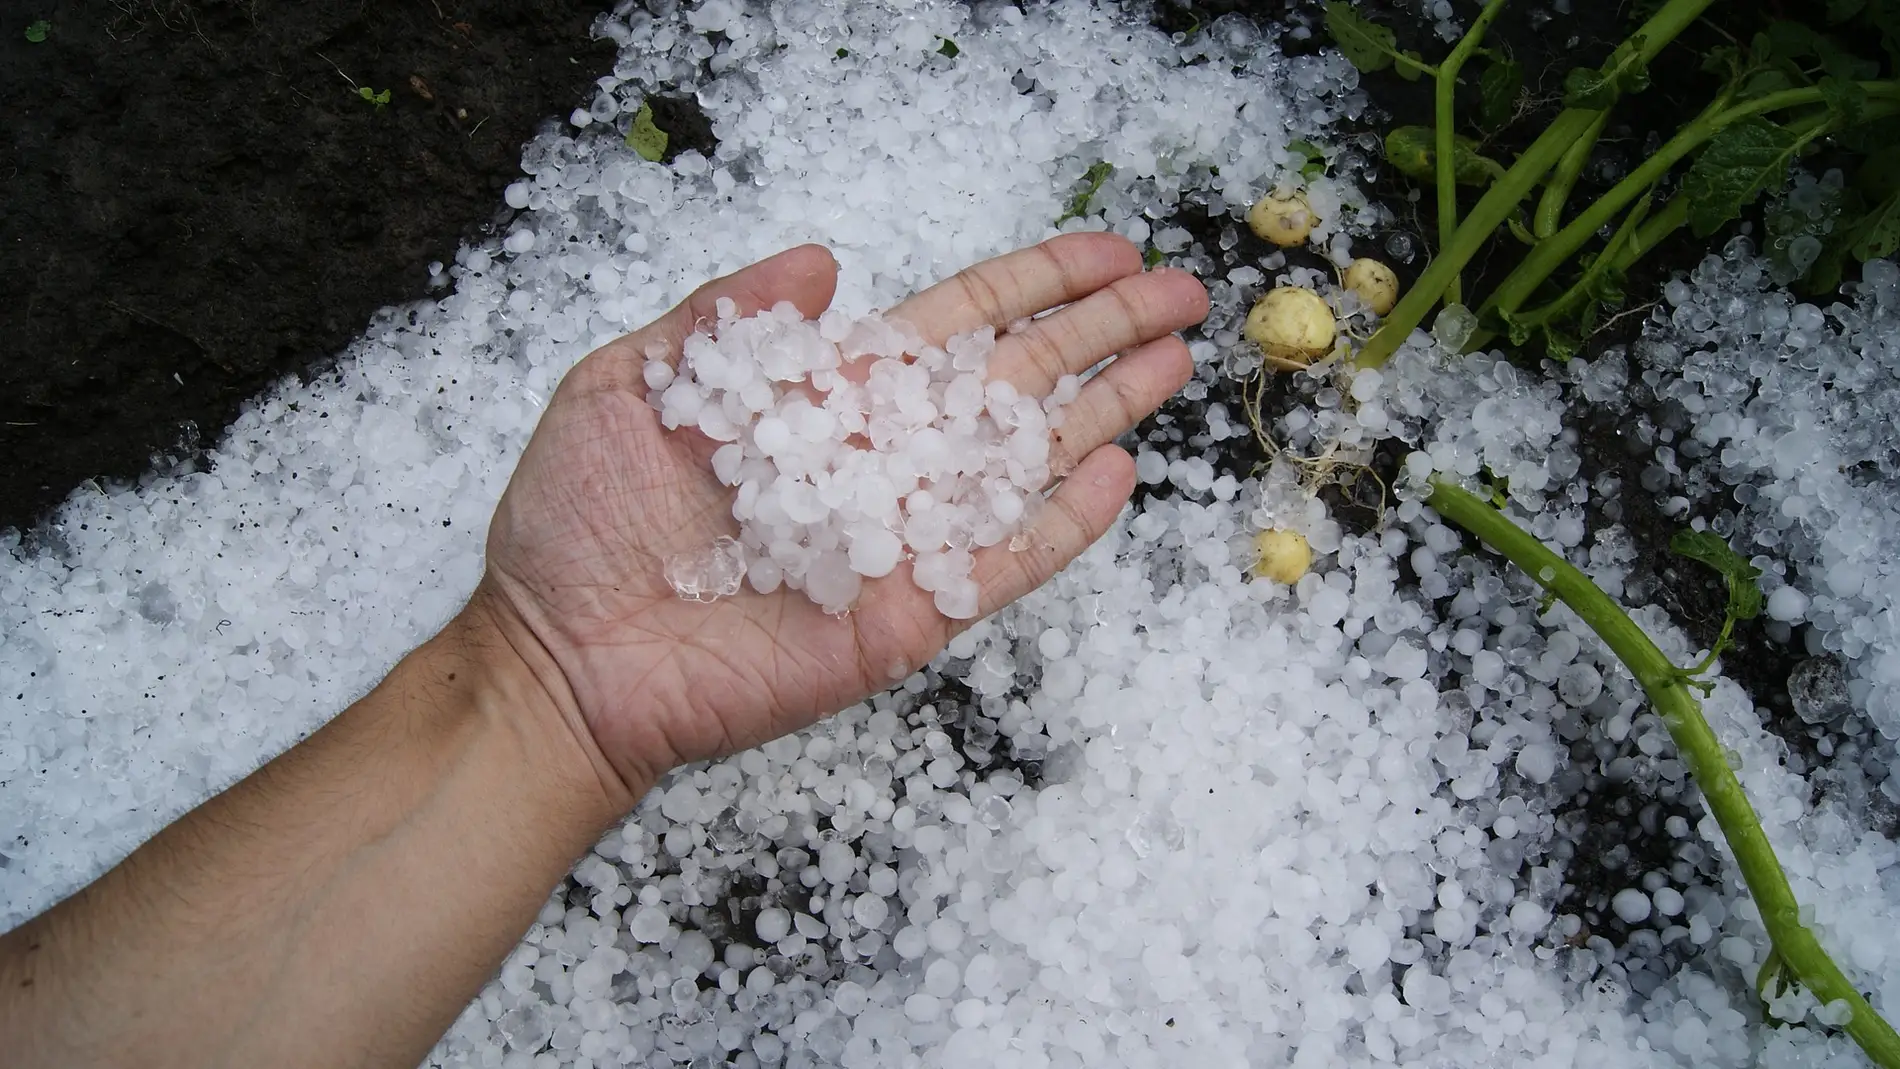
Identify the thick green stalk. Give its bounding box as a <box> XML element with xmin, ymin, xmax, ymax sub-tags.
<box><xmin>1356</xmin><ymin>0</ymin><xmax>1719</xmax><ymax>368</ymax></box>
<box><xmin>1426</xmin><ymin>478</ymin><xmax>1900</xmax><ymax>1069</ymax></box>
<box><xmin>1434</xmin><ymin>0</ymin><xmax>1513</xmax><ymax>306</ymax></box>
<box><xmin>1481</xmin><ymin>87</ymin><xmax>1900</xmax><ymax>331</ymax></box>
<box><xmin>1534</xmin><ymin>110</ymin><xmax>1608</xmax><ymax>240</ymax></box>
<box><xmin>1625</xmin><ymin>194</ymin><xmax>1689</xmax><ymax>263</ymax></box>
<box><xmin>1356</xmin><ymin>110</ymin><xmax>1600</xmax><ymax>367</ymax></box>
<box><xmin>1509</xmin><ymin>193</ymin><xmax>1654</xmax><ymax>334</ymax></box>
<box><xmin>1464</xmin><ymin>195</ymin><xmax>1687</xmax><ymax>353</ymax></box>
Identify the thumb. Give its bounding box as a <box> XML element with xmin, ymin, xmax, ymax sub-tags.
<box><xmin>626</xmin><ymin>244</ymin><xmax>841</xmax><ymax>365</ymax></box>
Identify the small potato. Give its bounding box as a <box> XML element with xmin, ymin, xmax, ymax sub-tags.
<box><xmin>1244</xmin><ymin>287</ymin><xmax>1337</xmax><ymax>371</ymax></box>
<box><xmin>1251</xmin><ymin>528</ymin><xmax>1313</xmax><ymax>584</ymax></box>
<box><xmin>1248</xmin><ymin>190</ymin><xmax>1316</xmax><ymax>247</ymax></box>
<box><xmin>1344</xmin><ymin>258</ymin><xmax>1400</xmax><ymax>316</ymax></box>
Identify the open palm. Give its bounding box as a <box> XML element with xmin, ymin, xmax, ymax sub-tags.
<box><xmin>479</xmin><ymin>235</ymin><xmax>1208</xmax><ymax>797</ymax></box>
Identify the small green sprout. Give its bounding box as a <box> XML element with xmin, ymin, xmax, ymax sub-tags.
<box><xmin>1669</xmin><ymin>528</ymin><xmax>1764</xmax><ymax>676</ymax></box>
<box><xmin>25</xmin><ymin>19</ymin><xmax>50</xmax><ymax>42</ymax></box>
<box><xmin>626</xmin><ymin>102</ymin><xmax>668</xmax><ymax>162</ymax></box>
<box><xmin>357</xmin><ymin>86</ymin><xmax>392</xmax><ymax>110</ymax></box>
<box><xmin>1286</xmin><ymin>139</ymin><xmax>1329</xmax><ymax>181</ymax></box>
<box><xmin>1055</xmin><ymin>161</ymin><xmax>1113</xmax><ymax>225</ymax></box>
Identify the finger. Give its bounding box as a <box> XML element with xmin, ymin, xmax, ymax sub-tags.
<box><xmin>885</xmin><ymin>233</ymin><xmax>1143</xmax><ymax>344</ymax></box>
<box><xmin>990</xmin><ymin>267</ymin><xmax>1207</xmax><ymax>397</ymax></box>
<box><xmin>588</xmin><ymin>244</ymin><xmax>840</xmax><ymax>378</ymax></box>
<box><xmin>659</xmin><ymin>243</ymin><xmax>840</xmax><ymax>346</ymax></box>
<box><xmin>1046</xmin><ymin>336</ymin><xmax>1194</xmax><ymax>477</ymax></box>
<box><xmin>971</xmin><ymin>444</ymin><xmax>1136</xmax><ymax>618</ymax></box>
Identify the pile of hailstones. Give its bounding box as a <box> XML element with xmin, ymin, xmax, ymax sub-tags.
<box><xmin>644</xmin><ymin>300</ymin><xmax>1076</xmax><ymax>619</ymax></box>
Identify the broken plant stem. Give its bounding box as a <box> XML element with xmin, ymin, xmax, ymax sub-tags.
<box><xmin>1434</xmin><ymin>0</ymin><xmax>1513</xmax><ymax>306</ymax></box>
<box><xmin>1481</xmin><ymin>86</ymin><xmax>1900</xmax><ymax>335</ymax></box>
<box><xmin>1355</xmin><ymin>0</ymin><xmax>1719</xmax><ymax>368</ymax></box>
<box><xmin>1426</xmin><ymin>477</ymin><xmax>1900</xmax><ymax>1069</ymax></box>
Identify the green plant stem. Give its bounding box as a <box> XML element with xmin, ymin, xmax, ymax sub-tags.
<box><xmin>1514</xmin><ymin>193</ymin><xmax>1654</xmax><ymax>332</ymax></box>
<box><xmin>1355</xmin><ymin>0</ymin><xmax>1719</xmax><ymax>368</ymax></box>
<box><xmin>1625</xmin><ymin>193</ymin><xmax>1689</xmax><ymax>263</ymax></box>
<box><xmin>1426</xmin><ymin>477</ymin><xmax>1900</xmax><ymax>1069</ymax></box>
<box><xmin>1481</xmin><ymin>85</ymin><xmax>1900</xmax><ymax>333</ymax></box>
<box><xmin>1434</xmin><ymin>0</ymin><xmax>1513</xmax><ymax>306</ymax></box>
<box><xmin>1534</xmin><ymin>110</ymin><xmax>1608</xmax><ymax>240</ymax></box>
<box><xmin>1357</xmin><ymin>111</ymin><xmax>1601</xmax><ymax>366</ymax></box>
<box><xmin>1465</xmin><ymin>195</ymin><xmax>1687</xmax><ymax>352</ymax></box>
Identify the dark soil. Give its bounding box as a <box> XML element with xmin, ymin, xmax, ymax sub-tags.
<box><xmin>0</xmin><ymin>0</ymin><xmax>615</xmax><ymax>534</ymax></box>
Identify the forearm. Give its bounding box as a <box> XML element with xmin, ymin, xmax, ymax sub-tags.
<box><xmin>0</xmin><ymin>590</ymin><xmax>643</xmax><ymax>1069</ymax></box>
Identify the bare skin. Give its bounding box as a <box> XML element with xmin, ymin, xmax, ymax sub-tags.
<box><xmin>0</xmin><ymin>233</ymin><xmax>1208</xmax><ymax>1069</ymax></box>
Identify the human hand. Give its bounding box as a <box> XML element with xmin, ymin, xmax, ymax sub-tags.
<box><xmin>473</xmin><ymin>234</ymin><xmax>1208</xmax><ymax>807</ymax></box>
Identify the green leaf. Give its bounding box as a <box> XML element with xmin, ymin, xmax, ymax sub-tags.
<box><xmin>1287</xmin><ymin>139</ymin><xmax>1329</xmax><ymax>180</ymax></box>
<box><xmin>1828</xmin><ymin>0</ymin><xmax>1867</xmax><ymax>20</ymax></box>
<box><xmin>1702</xmin><ymin>43</ymin><xmax>1741</xmax><ymax>77</ymax></box>
<box><xmin>1543</xmin><ymin>322</ymin><xmax>1583</xmax><ymax>363</ymax></box>
<box><xmin>1324</xmin><ymin>0</ymin><xmax>1398</xmax><ymax>73</ymax></box>
<box><xmin>937</xmin><ymin>37</ymin><xmax>959</xmax><ymax>58</ymax></box>
<box><xmin>1478</xmin><ymin>57</ymin><xmax>1523</xmax><ymax>131</ymax></box>
<box><xmin>1383</xmin><ymin>126</ymin><xmax>1504</xmax><ymax>187</ymax></box>
<box><xmin>1799</xmin><ymin>187</ymin><xmax>1864</xmax><ymax>296</ymax></box>
<box><xmin>1144</xmin><ymin>246</ymin><xmax>1165</xmax><ymax>268</ymax></box>
<box><xmin>1671</xmin><ymin>529</ymin><xmax>1765</xmax><ymax>623</ymax></box>
<box><xmin>835</xmin><ymin>48</ymin><xmax>848</xmax><ymax>58</ymax></box>
<box><xmin>1850</xmin><ymin>190</ymin><xmax>1900</xmax><ymax>261</ymax></box>
<box><xmin>1764</xmin><ymin>19</ymin><xmax>1880</xmax><ymax>81</ymax></box>
<box><xmin>1563</xmin><ymin>38</ymin><xmax>1651</xmax><ymax>109</ymax></box>
<box><xmin>1737</xmin><ymin>69</ymin><xmax>1796</xmax><ymax>102</ymax></box>
<box><xmin>1056</xmin><ymin>161</ymin><xmax>1114</xmax><ymax>224</ymax></box>
<box><xmin>24</xmin><ymin>19</ymin><xmax>49</xmax><ymax>42</ymax></box>
<box><xmin>1860</xmin><ymin>145</ymin><xmax>1900</xmax><ymax>200</ymax></box>
<box><xmin>1821</xmin><ymin>76</ymin><xmax>1870</xmax><ymax>125</ymax></box>
<box><xmin>1497</xmin><ymin>308</ymin><xmax>1536</xmax><ymax>347</ymax></box>
<box><xmin>1681</xmin><ymin>117</ymin><xmax>1800</xmax><ymax>238</ymax></box>
<box><xmin>1586</xmin><ymin>264</ymin><xmax>1628</xmax><ymax>306</ymax></box>
<box><xmin>1563</xmin><ymin>67</ymin><xmax>1615</xmax><ymax>109</ymax></box>
<box><xmin>626</xmin><ymin>102</ymin><xmax>669</xmax><ymax>162</ymax></box>
<box><xmin>1872</xmin><ymin>0</ymin><xmax>1900</xmax><ymax>67</ymax></box>
<box><xmin>1396</xmin><ymin>50</ymin><xmax>1429</xmax><ymax>81</ymax></box>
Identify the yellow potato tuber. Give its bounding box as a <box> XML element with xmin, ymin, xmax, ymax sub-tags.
<box><xmin>1251</xmin><ymin>528</ymin><xmax>1313</xmax><ymax>584</ymax></box>
<box><xmin>1343</xmin><ymin>258</ymin><xmax>1400</xmax><ymax>316</ymax></box>
<box><xmin>1244</xmin><ymin>287</ymin><xmax>1337</xmax><ymax>371</ymax></box>
<box><xmin>1247</xmin><ymin>190</ymin><xmax>1316</xmax><ymax>247</ymax></box>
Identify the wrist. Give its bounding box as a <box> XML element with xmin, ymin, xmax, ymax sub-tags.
<box><xmin>448</xmin><ymin>583</ymin><xmax>651</xmax><ymax>824</ymax></box>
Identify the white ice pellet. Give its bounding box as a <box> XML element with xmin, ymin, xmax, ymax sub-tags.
<box><xmin>651</xmin><ymin>304</ymin><xmax>1060</xmax><ymax>617</ymax></box>
<box><xmin>1612</xmin><ymin>887</ymin><xmax>1654</xmax><ymax>924</ymax></box>
<box><xmin>1766</xmin><ymin>584</ymin><xmax>1809</xmax><ymax>622</ymax></box>
<box><xmin>755</xmin><ymin>907</ymin><xmax>792</xmax><ymax>944</ymax></box>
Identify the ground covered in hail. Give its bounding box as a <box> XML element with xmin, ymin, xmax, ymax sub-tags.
<box><xmin>3</xmin><ymin>1</ymin><xmax>1899</xmax><ymax>1068</ymax></box>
